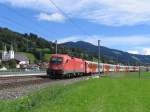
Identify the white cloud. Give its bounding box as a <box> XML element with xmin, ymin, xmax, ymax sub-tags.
<box><xmin>143</xmin><ymin>48</ymin><xmax>150</xmax><ymax>55</ymax></box>
<box><xmin>2</xmin><ymin>0</ymin><xmax>150</xmax><ymax>26</ymax></box>
<box><xmin>37</xmin><ymin>12</ymin><xmax>65</xmax><ymax>23</ymax></box>
<box><xmin>127</xmin><ymin>48</ymin><xmax>150</xmax><ymax>55</ymax></box>
<box><xmin>127</xmin><ymin>50</ymin><xmax>139</xmax><ymax>54</ymax></box>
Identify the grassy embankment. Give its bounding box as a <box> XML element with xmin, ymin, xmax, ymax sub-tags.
<box><xmin>1</xmin><ymin>72</ymin><xmax>150</xmax><ymax>112</ymax></box>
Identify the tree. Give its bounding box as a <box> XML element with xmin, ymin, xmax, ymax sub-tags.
<box><xmin>42</xmin><ymin>54</ymin><xmax>51</xmax><ymax>62</ymax></box>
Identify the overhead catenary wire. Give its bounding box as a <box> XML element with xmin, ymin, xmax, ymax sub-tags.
<box><xmin>0</xmin><ymin>17</ymin><xmax>31</xmax><ymax>50</ymax></box>
<box><xmin>1</xmin><ymin>3</ymin><xmax>70</xmax><ymax>53</ymax></box>
<box><xmin>0</xmin><ymin>17</ymin><xmax>30</xmax><ymax>33</ymax></box>
<box><xmin>0</xmin><ymin>15</ymin><xmax>48</xmax><ymax>38</ymax></box>
<box><xmin>0</xmin><ymin>15</ymin><xmax>47</xmax><ymax>51</ymax></box>
<box><xmin>1</xmin><ymin>2</ymin><xmax>92</xmax><ymax>39</ymax></box>
<box><xmin>48</xmin><ymin>0</ymin><xmax>92</xmax><ymax>37</ymax></box>
<box><xmin>0</xmin><ymin>4</ymin><xmax>58</xmax><ymax>38</ymax></box>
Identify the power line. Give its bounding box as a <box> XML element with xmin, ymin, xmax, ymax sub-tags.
<box><xmin>0</xmin><ymin>17</ymin><xmax>31</xmax><ymax>51</ymax></box>
<box><xmin>48</xmin><ymin>0</ymin><xmax>91</xmax><ymax>37</ymax></box>
<box><xmin>0</xmin><ymin>17</ymin><xmax>45</xmax><ymax>51</ymax></box>
<box><xmin>0</xmin><ymin>16</ymin><xmax>46</xmax><ymax>38</ymax></box>
<box><xmin>1</xmin><ymin>2</ymin><xmax>92</xmax><ymax>39</ymax></box>
<box><xmin>0</xmin><ymin>4</ymin><xmax>57</xmax><ymax>38</ymax></box>
<box><xmin>0</xmin><ymin>16</ymin><xmax>29</xmax><ymax>32</ymax></box>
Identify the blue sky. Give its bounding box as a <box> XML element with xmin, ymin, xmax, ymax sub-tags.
<box><xmin>1</xmin><ymin>0</ymin><xmax>150</xmax><ymax>55</ymax></box>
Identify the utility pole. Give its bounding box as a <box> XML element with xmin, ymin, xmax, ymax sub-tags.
<box><xmin>40</xmin><ymin>51</ymin><xmax>42</xmax><ymax>63</ymax></box>
<box><xmin>128</xmin><ymin>58</ymin><xmax>130</xmax><ymax>66</ymax></box>
<box><xmin>55</xmin><ymin>40</ymin><xmax>58</xmax><ymax>55</ymax></box>
<box><xmin>26</xmin><ymin>38</ymin><xmax>29</xmax><ymax>52</ymax></box>
<box><xmin>139</xmin><ymin>64</ymin><xmax>141</xmax><ymax>79</ymax></box>
<box><xmin>98</xmin><ymin>40</ymin><xmax>101</xmax><ymax>77</ymax></box>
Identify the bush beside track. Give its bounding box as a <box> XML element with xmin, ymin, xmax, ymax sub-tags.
<box><xmin>1</xmin><ymin>72</ymin><xmax>150</xmax><ymax>112</ymax></box>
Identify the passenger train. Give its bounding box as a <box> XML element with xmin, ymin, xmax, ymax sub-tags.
<box><xmin>47</xmin><ymin>54</ymin><xmax>141</xmax><ymax>78</ymax></box>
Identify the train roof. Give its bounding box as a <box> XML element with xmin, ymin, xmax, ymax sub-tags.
<box><xmin>51</xmin><ymin>54</ymin><xmax>85</xmax><ymax>61</ymax></box>
<box><xmin>51</xmin><ymin>54</ymin><xmax>69</xmax><ymax>57</ymax></box>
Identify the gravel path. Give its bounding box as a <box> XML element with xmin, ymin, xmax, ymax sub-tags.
<box><xmin>0</xmin><ymin>76</ymin><xmax>89</xmax><ymax>100</ymax></box>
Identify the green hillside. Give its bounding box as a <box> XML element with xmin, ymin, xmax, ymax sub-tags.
<box><xmin>0</xmin><ymin>27</ymin><xmax>96</xmax><ymax>63</ymax></box>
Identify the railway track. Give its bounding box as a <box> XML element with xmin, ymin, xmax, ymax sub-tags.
<box><xmin>0</xmin><ymin>72</ymin><xmax>46</xmax><ymax>77</ymax></box>
<box><xmin>0</xmin><ymin>75</ymin><xmax>52</xmax><ymax>90</ymax></box>
<box><xmin>0</xmin><ymin>74</ymin><xmax>90</xmax><ymax>90</ymax></box>
<box><xmin>0</xmin><ymin>75</ymin><xmax>90</xmax><ymax>100</ymax></box>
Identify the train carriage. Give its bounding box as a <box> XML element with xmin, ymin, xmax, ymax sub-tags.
<box><xmin>85</xmin><ymin>61</ymin><xmax>104</xmax><ymax>74</ymax></box>
<box><xmin>115</xmin><ymin>65</ymin><xmax>120</xmax><ymax>72</ymax></box>
<box><xmin>134</xmin><ymin>66</ymin><xmax>139</xmax><ymax>72</ymax></box>
<box><xmin>125</xmin><ymin>66</ymin><xmax>129</xmax><ymax>72</ymax></box>
<box><xmin>109</xmin><ymin>64</ymin><xmax>115</xmax><ymax>72</ymax></box>
<box><xmin>103</xmin><ymin>64</ymin><xmax>110</xmax><ymax>73</ymax></box>
<box><xmin>85</xmin><ymin>61</ymin><xmax>98</xmax><ymax>74</ymax></box>
<box><xmin>120</xmin><ymin>65</ymin><xmax>126</xmax><ymax>72</ymax></box>
<box><xmin>128</xmin><ymin>66</ymin><xmax>135</xmax><ymax>72</ymax></box>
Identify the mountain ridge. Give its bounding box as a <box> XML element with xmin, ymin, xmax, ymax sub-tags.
<box><xmin>62</xmin><ymin>41</ymin><xmax>150</xmax><ymax>65</ymax></box>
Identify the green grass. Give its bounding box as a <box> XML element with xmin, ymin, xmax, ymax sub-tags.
<box><xmin>42</xmin><ymin>53</ymin><xmax>51</xmax><ymax>62</ymax></box>
<box><xmin>1</xmin><ymin>72</ymin><xmax>150</xmax><ymax>112</ymax></box>
<box><xmin>107</xmin><ymin>72</ymin><xmax>150</xmax><ymax>79</ymax></box>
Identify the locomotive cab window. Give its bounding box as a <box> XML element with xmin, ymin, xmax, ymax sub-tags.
<box><xmin>50</xmin><ymin>57</ymin><xmax>63</xmax><ymax>64</ymax></box>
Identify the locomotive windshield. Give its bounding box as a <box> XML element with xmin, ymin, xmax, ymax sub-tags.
<box><xmin>50</xmin><ymin>57</ymin><xmax>63</xmax><ymax>64</ymax></box>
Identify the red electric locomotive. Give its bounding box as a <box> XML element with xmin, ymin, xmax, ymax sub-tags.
<box><xmin>47</xmin><ymin>54</ymin><xmax>86</xmax><ymax>78</ymax></box>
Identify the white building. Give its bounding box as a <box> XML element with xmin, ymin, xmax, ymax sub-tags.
<box><xmin>2</xmin><ymin>45</ymin><xmax>14</xmax><ymax>61</ymax></box>
<box><xmin>1</xmin><ymin>45</ymin><xmax>29</xmax><ymax>66</ymax></box>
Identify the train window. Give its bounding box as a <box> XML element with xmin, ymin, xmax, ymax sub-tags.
<box><xmin>50</xmin><ymin>57</ymin><xmax>63</xmax><ymax>64</ymax></box>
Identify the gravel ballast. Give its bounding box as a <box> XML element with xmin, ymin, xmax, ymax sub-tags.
<box><xmin>0</xmin><ymin>76</ymin><xmax>89</xmax><ymax>100</ymax></box>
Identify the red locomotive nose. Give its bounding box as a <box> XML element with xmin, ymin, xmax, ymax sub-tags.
<box><xmin>49</xmin><ymin>56</ymin><xmax>64</xmax><ymax>70</ymax></box>
<box><xmin>50</xmin><ymin>64</ymin><xmax>63</xmax><ymax>70</ymax></box>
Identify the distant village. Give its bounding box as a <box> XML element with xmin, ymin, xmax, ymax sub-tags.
<box><xmin>0</xmin><ymin>45</ymin><xmax>48</xmax><ymax>70</ymax></box>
